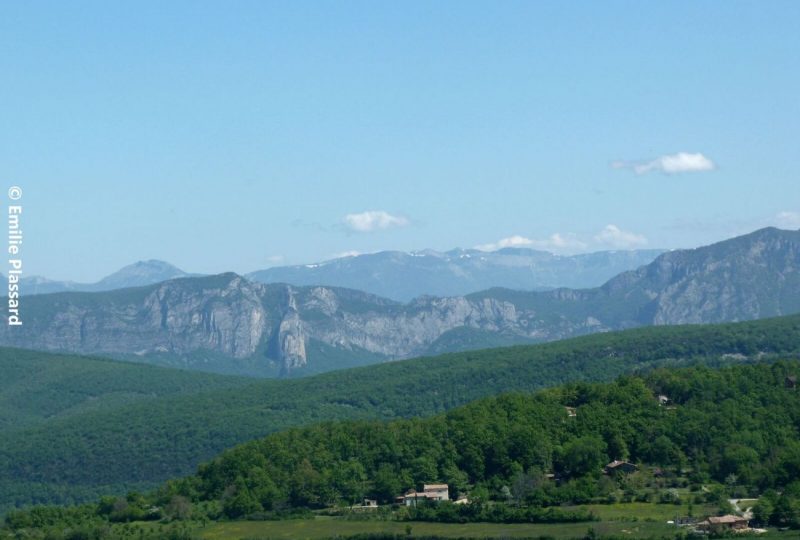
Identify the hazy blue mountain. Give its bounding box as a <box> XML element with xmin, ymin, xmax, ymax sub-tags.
<box><xmin>15</xmin><ymin>250</ymin><xmax>662</xmax><ymax>299</ymax></box>
<box><xmin>12</xmin><ymin>260</ymin><xmax>192</xmax><ymax>295</ymax></box>
<box><xmin>1</xmin><ymin>228</ymin><xmax>797</xmax><ymax>376</ymax></box>
<box><xmin>90</xmin><ymin>259</ymin><xmax>192</xmax><ymax>290</ymax></box>
<box><xmin>247</xmin><ymin>248</ymin><xmax>665</xmax><ymax>301</ymax></box>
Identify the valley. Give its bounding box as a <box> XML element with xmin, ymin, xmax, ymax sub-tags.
<box><xmin>1</xmin><ymin>313</ymin><xmax>798</xmax><ymax>513</ymax></box>
<box><xmin>1</xmin><ymin>227</ymin><xmax>798</xmax><ymax>377</ymax></box>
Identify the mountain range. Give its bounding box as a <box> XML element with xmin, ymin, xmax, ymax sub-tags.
<box><xmin>246</xmin><ymin>248</ymin><xmax>665</xmax><ymax>301</ymax></box>
<box><xmin>12</xmin><ymin>248</ymin><xmax>663</xmax><ymax>300</ymax></box>
<box><xmin>1</xmin><ymin>227</ymin><xmax>798</xmax><ymax>376</ymax></box>
<box><xmin>9</xmin><ymin>260</ymin><xmax>192</xmax><ymax>295</ymax></box>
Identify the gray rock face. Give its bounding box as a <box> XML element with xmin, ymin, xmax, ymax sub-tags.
<box><xmin>599</xmin><ymin>227</ymin><xmax>800</xmax><ymax>324</ymax></box>
<box><xmin>276</xmin><ymin>287</ymin><xmax>307</xmax><ymax>370</ymax></box>
<box><xmin>2</xmin><ymin>228</ymin><xmax>799</xmax><ymax>376</ymax></box>
<box><xmin>0</xmin><ymin>275</ymin><xmax>559</xmax><ymax>375</ymax></box>
<box><xmin>2</xmin><ymin>274</ymin><xmax>273</xmax><ymax>360</ymax></box>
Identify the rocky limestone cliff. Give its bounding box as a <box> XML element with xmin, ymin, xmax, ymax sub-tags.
<box><xmin>600</xmin><ymin>227</ymin><xmax>800</xmax><ymax>324</ymax></box>
<box><xmin>1</xmin><ymin>274</ymin><xmax>274</xmax><ymax>362</ymax></box>
<box><xmin>2</xmin><ymin>228</ymin><xmax>799</xmax><ymax>376</ymax></box>
<box><xmin>275</xmin><ymin>287</ymin><xmax>307</xmax><ymax>373</ymax></box>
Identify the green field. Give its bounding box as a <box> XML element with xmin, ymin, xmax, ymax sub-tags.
<box><xmin>196</xmin><ymin>503</ymin><xmax>719</xmax><ymax>539</ymax></box>
<box><xmin>198</xmin><ymin>516</ymin><xmax>673</xmax><ymax>540</ymax></box>
<box><xmin>196</xmin><ymin>515</ymin><xmax>800</xmax><ymax>539</ymax></box>
<box><xmin>570</xmin><ymin>502</ymin><xmax>714</xmax><ymax>521</ymax></box>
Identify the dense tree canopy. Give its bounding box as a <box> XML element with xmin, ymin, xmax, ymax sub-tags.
<box><xmin>3</xmin><ymin>314</ymin><xmax>798</xmax><ymax>512</ymax></box>
<box><xmin>5</xmin><ymin>360</ymin><xmax>800</xmax><ymax>537</ymax></box>
<box><xmin>166</xmin><ymin>361</ymin><xmax>800</xmax><ymax>516</ymax></box>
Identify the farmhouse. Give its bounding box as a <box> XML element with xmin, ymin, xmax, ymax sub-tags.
<box><xmin>786</xmin><ymin>375</ymin><xmax>797</xmax><ymax>389</ymax></box>
<box><xmin>351</xmin><ymin>498</ymin><xmax>378</xmax><ymax>511</ymax></box>
<box><xmin>696</xmin><ymin>514</ymin><xmax>749</xmax><ymax>533</ymax></box>
<box><xmin>396</xmin><ymin>484</ymin><xmax>450</xmax><ymax>506</ymax></box>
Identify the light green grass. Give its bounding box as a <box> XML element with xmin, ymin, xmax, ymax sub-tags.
<box><xmin>198</xmin><ymin>516</ymin><xmax>674</xmax><ymax>539</ymax></box>
<box><xmin>568</xmin><ymin>502</ymin><xmax>717</xmax><ymax>521</ymax></box>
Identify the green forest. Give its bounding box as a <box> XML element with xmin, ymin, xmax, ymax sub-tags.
<box><xmin>4</xmin><ymin>360</ymin><xmax>800</xmax><ymax>539</ymax></box>
<box><xmin>1</xmin><ymin>314</ymin><xmax>800</xmax><ymax>513</ymax></box>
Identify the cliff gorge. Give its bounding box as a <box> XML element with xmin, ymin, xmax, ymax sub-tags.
<box><xmin>2</xmin><ymin>228</ymin><xmax>798</xmax><ymax>376</ymax></box>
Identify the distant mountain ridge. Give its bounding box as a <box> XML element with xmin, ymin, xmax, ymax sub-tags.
<box><xmin>17</xmin><ymin>249</ymin><xmax>663</xmax><ymax>300</ymax></box>
<box><xmin>1</xmin><ymin>227</ymin><xmax>798</xmax><ymax>376</ymax></box>
<box><xmin>247</xmin><ymin>247</ymin><xmax>665</xmax><ymax>301</ymax></box>
<box><xmin>11</xmin><ymin>260</ymin><xmax>192</xmax><ymax>295</ymax></box>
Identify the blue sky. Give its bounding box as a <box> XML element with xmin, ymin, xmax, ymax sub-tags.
<box><xmin>1</xmin><ymin>1</ymin><xmax>798</xmax><ymax>281</ymax></box>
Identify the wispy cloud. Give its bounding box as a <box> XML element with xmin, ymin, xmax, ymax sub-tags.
<box><xmin>536</xmin><ymin>233</ymin><xmax>589</xmax><ymax>251</ymax></box>
<box><xmin>343</xmin><ymin>210</ymin><xmax>409</xmax><ymax>232</ymax></box>
<box><xmin>594</xmin><ymin>224</ymin><xmax>648</xmax><ymax>248</ymax></box>
<box><xmin>612</xmin><ymin>152</ymin><xmax>715</xmax><ymax>175</ymax></box>
<box><xmin>263</xmin><ymin>255</ymin><xmax>285</xmax><ymax>265</ymax></box>
<box><xmin>475</xmin><ymin>233</ymin><xmax>588</xmax><ymax>253</ymax></box>
<box><xmin>775</xmin><ymin>211</ymin><xmax>800</xmax><ymax>229</ymax></box>
<box><xmin>474</xmin><ymin>235</ymin><xmax>534</xmax><ymax>251</ymax></box>
<box><xmin>331</xmin><ymin>250</ymin><xmax>361</xmax><ymax>259</ymax></box>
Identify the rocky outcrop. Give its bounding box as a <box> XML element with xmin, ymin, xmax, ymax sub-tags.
<box><xmin>2</xmin><ymin>228</ymin><xmax>799</xmax><ymax>376</ymax></box>
<box><xmin>302</xmin><ymin>294</ymin><xmax>526</xmax><ymax>358</ymax></box>
<box><xmin>276</xmin><ymin>287</ymin><xmax>307</xmax><ymax>373</ymax></box>
<box><xmin>1</xmin><ymin>273</ymin><xmax>273</xmax><ymax>362</ymax></box>
<box><xmin>601</xmin><ymin>227</ymin><xmax>800</xmax><ymax>325</ymax></box>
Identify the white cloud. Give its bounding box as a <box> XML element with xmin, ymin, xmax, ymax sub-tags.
<box><xmin>593</xmin><ymin>224</ymin><xmax>648</xmax><ymax>249</ymax></box>
<box><xmin>613</xmin><ymin>152</ymin><xmax>715</xmax><ymax>175</ymax></box>
<box><xmin>533</xmin><ymin>233</ymin><xmax>589</xmax><ymax>251</ymax></box>
<box><xmin>775</xmin><ymin>211</ymin><xmax>800</xmax><ymax>229</ymax></box>
<box><xmin>343</xmin><ymin>210</ymin><xmax>409</xmax><ymax>232</ymax></box>
<box><xmin>264</xmin><ymin>255</ymin><xmax>284</xmax><ymax>264</ymax></box>
<box><xmin>474</xmin><ymin>235</ymin><xmax>533</xmax><ymax>251</ymax></box>
<box><xmin>475</xmin><ymin>233</ymin><xmax>587</xmax><ymax>253</ymax></box>
<box><xmin>332</xmin><ymin>250</ymin><xmax>361</xmax><ymax>259</ymax></box>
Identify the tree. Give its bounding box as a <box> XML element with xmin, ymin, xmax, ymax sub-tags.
<box><xmin>753</xmin><ymin>491</ymin><xmax>777</xmax><ymax>525</ymax></box>
<box><xmin>247</xmin><ymin>467</ymin><xmax>282</xmax><ymax>510</ymax></box>
<box><xmin>372</xmin><ymin>464</ymin><xmax>401</xmax><ymax>503</ymax></box>
<box><xmin>510</xmin><ymin>471</ymin><xmax>536</xmax><ymax>505</ymax></box>
<box><xmin>560</xmin><ymin>436</ymin><xmax>608</xmax><ymax>477</ymax></box>
<box><xmin>334</xmin><ymin>459</ymin><xmax>368</xmax><ymax>505</ymax></box>
<box><xmin>774</xmin><ymin>492</ymin><xmax>800</xmax><ymax>528</ymax></box>
<box><xmin>649</xmin><ymin>435</ymin><xmax>682</xmax><ymax>467</ymax></box>
<box><xmin>164</xmin><ymin>495</ymin><xmax>192</xmax><ymax>521</ymax></box>
<box><xmin>222</xmin><ymin>479</ymin><xmax>261</xmax><ymax>518</ymax></box>
<box><xmin>289</xmin><ymin>459</ymin><xmax>323</xmax><ymax>507</ymax></box>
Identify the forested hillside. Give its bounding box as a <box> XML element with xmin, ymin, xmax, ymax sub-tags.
<box><xmin>189</xmin><ymin>360</ymin><xmax>800</xmax><ymax>514</ymax></box>
<box><xmin>0</xmin><ymin>348</ymin><xmax>250</xmax><ymax>433</ymax></box>
<box><xmin>5</xmin><ymin>361</ymin><xmax>800</xmax><ymax>538</ymax></box>
<box><xmin>1</xmin><ymin>314</ymin><xmax>799</xmax><ymax>513</ymax></box>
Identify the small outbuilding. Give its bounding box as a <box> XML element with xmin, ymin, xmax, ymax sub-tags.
<box><xmin>696</xmin><ymin>515</ymin><xmax>749</xmax><ymax>533</ymax></box>
<box><xmin>604</xmin><ymin>460</ymin><xmax>637</xmax><ymax>474</ymax></box>
<box><xmin>786</xmin><ymin>375</ymin><xmax>797</xmax><ymax>389</ymax></box>
<box><xmin>396</xmin><ymin>484</ymin><xmax>450</xmax><ymax>506</ymax></box>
